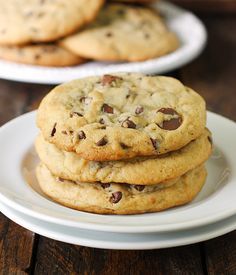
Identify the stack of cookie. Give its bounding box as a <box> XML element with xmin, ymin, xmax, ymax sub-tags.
<box><xmin>35</xmin><ymin>73</ymin><xmax>212</xmax><ymax>214</ymax></box>
<box><xmin>0</xmin><ymin>0</ymin><xmax>178</xmax><ymax>66</ymax></box>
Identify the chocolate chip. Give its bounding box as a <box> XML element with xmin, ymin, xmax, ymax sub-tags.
<box><xmin>99</xmin><ymin>126</ymin><xmax>106</xmax><ymax>130</ymax></box>
<box><xmin>57</xmin><ymin>177</ymin><xmax>64</xmax><ymax>182</ymax></box>
<box><xmin>34</xmin><ymin>54</ymin><xmax>40</xmax><ymax>60</ymax></box>
<box><xmin>78</xmin><ymin>131</ymin><xmax>86</xmax><ymax>140</ymax></box>
<box><xmin>80</xmin><ymin>96</ymin><xmax>92</xmax><ymax>105</ymax></box>
<box><xmin>121</xmin><ymin>118</ymin><xmax>136</xmax><ymax>129</ymax></box>
<box><xmin>61</xmin><ymin>130</ymin><xmax>67</xmax><ymax>135</ymax></box>
<box><xmin>70</xmin><ymin>111</ymin><xmax>83</xmax><ymax>118</ymax></box>
<box><xmin>101</xmin><ymin>74</ymin><xmax>122</xmax><ymax>86</ymax></box>
<box><xmin>102</xmin><ymin>103</ymin><xmax>113</xmax><ymax>114</ymax></box>
<box><xmin>51</xmin><ymin>123</ymin><xmax>57</xmax><ymax>137</ymax></box>
<box><xmin>134</xmin><ymin>185</ymin><xmax>145</xmax><ymax>191</ymax></box>
<box><xmin>99</xmin><ymin>118</ymin><xmax>105</xmax><ymax>124</ymax></box>
<box><xmin>96</xmin><ymin>136</ymin><xmax>108</xmax><ymax>146</ymax></box>
<box><xmin>101</xmin><ymin>183</ymin><xmax>110</xmax><ymax>189</ymax></box>
<box><xmin>157</xmin><ymin>108</ymin><xmax>182</xmax><ymax>130</ymax></box>
<box><xmin>106</xmin><ymin>32</ymin><xmax>113</xmax><ymax>37</ymax></box>
<box><xmin>110</xmin><ymin>191</ymin><xmax>122</xmax><ymax>204</ymax></box>
<box><xmin>150</xmin><ymin>138</ymin><xmax>158</xmax><ymax>150</ymax></box>
<box><xmin>69</xmin><ymin>130</ymin><xmax>74</xmax><ymax>135</ymax></box>
<box><xmin>158</xmin><ymin>108</ymin><xmax>177</xmax><ymax>116</ymax></box>
<box><xmin>120</xmin><ymin>142</ymin><xmax>130</xmax><ymax>149</ymax></box>
<box><xmin>135</xmin><ymin>106</ymin><xmax>143</xmax><ymax>114</ymax></box>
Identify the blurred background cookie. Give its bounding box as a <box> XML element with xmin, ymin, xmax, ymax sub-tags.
<box><xmin>61</xmin><ymin>4</ymin><xmax>179</xmax><ymax>62</ymax></box>
<box><xmin>0</xmin><ymin>44</ymin><xmax>84</xmax><ymax>66</ymax></box>
<box><xmin>0</xmin><ymin>0</ymin><xmax>104</xmax><ymax>45</ymax></box>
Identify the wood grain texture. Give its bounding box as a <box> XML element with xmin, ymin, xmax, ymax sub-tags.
<box><xmin>179</xmin><ymin>17</ymin><xmax>236</xmax><ymax>121</ymax></box>
<box><xmin>0</xmin><ymin>215</ymin><xmax>35</xmax><ymax>274</ymax></box>
<box><xmin>179</xmin><ymin>16</ymin><xmax>236</xmax><ymax>275</ymax></box>
<box><xmin>203</xmin><ymin>232</ymin><xmax>236</xmax><ymax>274</ymax></box>
<box><xmin>33</xmin><ymin>238</ymin><xmax>204</xmax><ymax>275</ymax></box>
<box><xmin>172</xmin><ymin>0</ymin><xmax>236</xmax><ymax>13</ymax></box>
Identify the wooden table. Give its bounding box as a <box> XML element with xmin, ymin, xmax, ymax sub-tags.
<box><xmin>0</xmin><ymin>15</ymin><xmax>236</xmax><ymax>275</ymax></box>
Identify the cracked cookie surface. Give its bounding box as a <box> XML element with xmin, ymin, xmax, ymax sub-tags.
<box><xmin>36</xmin><ymin>163</ymin><xmax>207</xmax><ymax>214</ymax></box>
<box><xmin>0</xmin><ymin>0</ymin><xmax>104</xmax><ymax>45</ymax></box>
<box><xmin>35</xmin><ymin>129</ymin><xmax>212</xmax><ymax>185</ymax></box>
<box><xmin>37</xmin><ymin>73</ymin><xmax>206</xmax><ymax>161</ymax></box>
<box><xmin>61</xmin><ymin>3</ymin><xmax>179</xmax><ymax>61</ymax></box>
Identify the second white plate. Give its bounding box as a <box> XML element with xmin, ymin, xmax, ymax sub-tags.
<box><xmin>1</xmin><ymin>201</ymin><xmax>236</xmax><ymax>250</ymax></box>
<box><xmin>0</xmin><ymin>111</ymin><xmax>235</xmax><ymax>233</ymax></box>
<box><xmin>0</xmin><ymin>2</ymin><xmax>207</xmax><ymax>84</ymax></box>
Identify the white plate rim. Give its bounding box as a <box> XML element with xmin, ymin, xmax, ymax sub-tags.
<box><xmin>0</xmin><ymin>111</ymin><xmax>235</xmax><ymax>233</ymax></box>
<box><xmin>0</xmin><ymin>1</ymin><xmax>207</xmax><ymax>84</ymax></box>
<box><xmin>0</xmin><ymin>201</ymin><xmax>236</xmax><ymax>250</ymax></box>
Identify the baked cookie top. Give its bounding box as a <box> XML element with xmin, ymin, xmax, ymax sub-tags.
<box><xmin>35</xmin><ymin>129</ymin><xmax>212</xmax><ymax>185</ymax></box>
<box><xmin>61</xmin><ymin>3</ymin><xmax>179</xmax><ymax>61</ymax></box>
<box><xmin>0</xmin><ymin>44</ymin><xmax>84</xmax><ymax>67</ymax></box>
<box><xmin>36</xmin><ymin>163</ymin><xmax>206</xmax><ymax>214</ymax></box>
<box><xmin>37</xmin><ymin>73</ymin><xmax>206</xmax><ymax>161</ymax></box>
<box><xmin>0</xmin><ymin>0</ymin><xmax>104</xmax><ymax>45</ymax></box>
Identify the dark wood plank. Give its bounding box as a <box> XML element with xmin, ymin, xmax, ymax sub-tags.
<box><xmin>0</xmin><ymin>214</ymin><xmax>35</xmax><ymax>275</ymax></box>
<box><xmin>179</xmin><ymin>16</ymin><xmax>236</xmax><ymax>274</ymax></box>
<box><xmin>203</xmin><ymin>232</ymin><xmax>236</xmax><ymax>274</ymax></box>
<box><xmin>34</xmin><ymin>238</ymin><xmax>204</xmax><ymax>275</ymax></box>
<box><xmin>0</xmin><ymin>79</ymin><xmax>50</xmax><ymax>274</ymax></box>
<box><xmin>172</xmin><ymin>0</ymin><xmax>236</xmax><ymax>13</ymax></box>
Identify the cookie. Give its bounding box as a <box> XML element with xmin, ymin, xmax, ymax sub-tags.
<box><xmin>60</xmin><ymin>3</ymin><xmax>179</xmax><ymax>61</ymax></box>
<box><xmin>37</xmin><ymin>73</ymin><xmax>206</xmax><ymax>161</ymax></box>
<box><xmin>36</xmin><ymin>163</ymin><xmax>207</xmax><ymax>214</ymax></box>
<box><xmin>0</xmin><ymin>0</ymin><xmax>104</xmax><ymax>45</ymax></box>
<box><xmin>0</xmin><ymin>44</ymin><xmax>84</xmax><ymax>67</ymax></box>
<box><xmin>35</xmin><ymin>129</ymin><xmax>212</xmax><ymax>185</ymax></box>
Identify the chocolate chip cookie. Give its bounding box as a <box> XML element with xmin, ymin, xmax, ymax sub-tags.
<box><xmin>61</xmin><ymin>3</ymin><xmax>179</xmax><ymax>61</ymax></box>
<box><xmin>0</xmin><ymin>0</ymin><xmax>104</xmax><ymax>45</ymax></box>
<box><xmin>35</xmin><ymin>129</ymin><xmax>212</xmax><ymax>185</ymax></box>
<box><xmin>0</xmin><ymin>44</ymin><xmax>84</xmax><ymax>66</ymax></box>
<box><xmin>37</xmin><ymin>73</ymin><xmax>206</xmax><ymax>161</ymax></box>
<box><xmin>36</xmin><ymin>163</ymin><xmax>207</xmax><ymax>214</ymax></box>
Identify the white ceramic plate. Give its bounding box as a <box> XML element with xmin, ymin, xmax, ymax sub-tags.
<box><xmin>0</xmin><ymin>111</ymin><xmax>235</xmax><ymax>233</ymax></box>
<box><xmin>0</xmin><ymin>201</ymin><xmax>236</xmax><ymax>250</ymax></box>
<box><xmin>0</xmin><ymin>2</ymin><xmax>207</xmax><ymax>84</ymax></box>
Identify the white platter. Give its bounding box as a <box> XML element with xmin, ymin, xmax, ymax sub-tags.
<box><xmin>0</xmin><ymin>111</ymin><xmax>235</xmax><ymax>233</ymax></box>
<box><xmin>0</xmin><ymin>2</ymin><xmax>207</xmax><ymax>84</ymax></box>
<box><xmin>0</xmin><ymin>201</ymin><xmax>236</xmax><ymax>250</ymax></box>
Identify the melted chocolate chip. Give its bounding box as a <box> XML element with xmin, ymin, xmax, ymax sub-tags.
<box><xmin>70</xmin><ymin>111</ymin><xmax>83</xmax><ymax>118</ymax></box>
<box><xmin>78</xmin><ymin>131</ymin><xmax>86</xmax><ymax>140</ymax></box>
<box><xmin>134</xmin><ymin>185</ymin><xmax>145</xmax><ymax>191</ymax></box>
<box><xmin>51</xmin><ymin>123</ymin><xmax>57</xmax><ymax>137</ymax></box>
<box><xmin>99</xmin><ymin>118</ymin><xmax>105</xmax><ymax>124</ymax></box>
<box><xmin>120</xmin><ymin>142</ymin><xmax>130</xmax><ymax>149</ymax></box>
<box><xmin>121</xmin><ymin>118</ymin><xmax>136</xmax><ymax>129</ymax></box>
<box><xmin>69</xmin><ymin>130</ymin><xmax>74</xmax><ymax>135</ymax></box>
<box><xmin>96</xmin><ymin>136</ymin><xmax>108</xmax><ymax>146</ymax></box>
<box><xmin>150</xmin><ymin>138</ymin><xmax>158</xmax><ymax>150</ymax></box>
<box><xmin>102</xmin><ymin>103</ymin><xmax>113</xmax><ymax>114</ymax></box>
<box><xmin>101</xmin><ymin>74</ymin><xmax>122</xmax><ymax>86</ymax></box>
<box><xmin>135</xmin><ymin>106</ymin><xmax>144</xmax><ymax>114</ymax></box>
<box><xmin>101</xmin><ymin>183</ymin><xmax>110</xmax><ymax>189</ymax></box>
<box><xmin>157</xmin><ymin>108</ymin><xmax>182</xmax><ymax>130</ymax></box>
<box><xmin>110</xmin><ymin>191</ymin><xmax>122</xmax><ymax>204</ymax></box>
